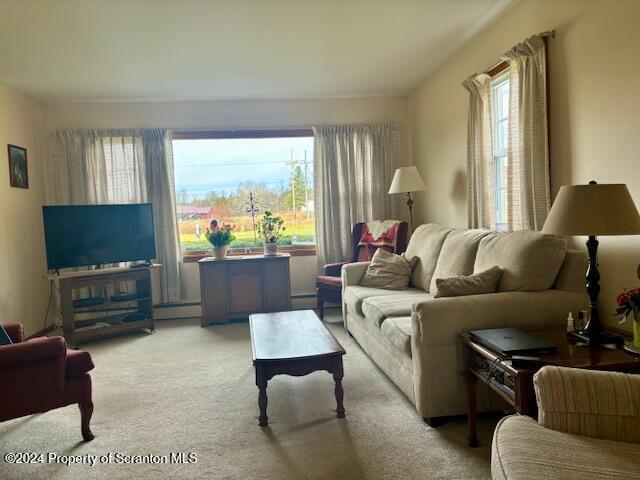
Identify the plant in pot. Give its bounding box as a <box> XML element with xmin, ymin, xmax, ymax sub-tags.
<box><xmin>205</xmin><ymin>223</ymin><xmax>236</xmax><ymax>259</ymax></box>
<box><xmin>257</xmin><ymin>211</ymin><xmax>285</xmax><ymax>256</ymax></box>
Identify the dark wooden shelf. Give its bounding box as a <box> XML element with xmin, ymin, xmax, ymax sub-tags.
<box><xmin>72</xmin><ymin>296</ymin><xmax>152</xmax><ymax>313</ymax></box>
<box><xmin>55</xmin><ymin>266</ymin><xmax>155</xmax><ymax>347</ymax></box>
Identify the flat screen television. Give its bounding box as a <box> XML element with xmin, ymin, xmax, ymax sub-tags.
<box><xmin>43</xmin><ymin>204</ymin><xmax>156</xmax><ymax>271</ymax></box>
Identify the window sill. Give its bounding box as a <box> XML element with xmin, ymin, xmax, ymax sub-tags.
<box><xmin>182</xmin><ymin>246</ymin><xmax>317</xmax><ymax>263</ymax></box>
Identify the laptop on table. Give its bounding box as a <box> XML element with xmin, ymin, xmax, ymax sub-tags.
<box><xmin>469</xmin><ymin>328</ymin><xmax>557</xmax><ymax>356</ymax></box>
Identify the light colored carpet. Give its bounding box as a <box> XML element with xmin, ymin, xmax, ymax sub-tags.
<box><xmin>1</xmin><ymin>313</ymin><xmax>497</xmax><ymax>480</ymax></box>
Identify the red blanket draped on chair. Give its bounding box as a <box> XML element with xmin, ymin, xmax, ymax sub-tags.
<box><xmin>356</xmin><ymin>220</ymin><xmax>402</xmax><ymax>261</ymax></box>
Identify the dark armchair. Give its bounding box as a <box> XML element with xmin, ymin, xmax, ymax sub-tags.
<box><xmin>0</xmin><ymin>323</ymin><xmax>95</xmax><ymax>441</ymax></box>
<box><xmin>316</xmin><ymin>221</ymin><xmax>409</xmax><ymax>319</ymax></box>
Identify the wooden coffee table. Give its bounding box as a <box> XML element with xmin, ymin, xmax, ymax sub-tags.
<box><xmin>249</xmin><ymin>310</ymin><xmax>346</xmax><ymax>427</ymax></box>
<box><xmin>461</xmin><ymin>327</ymin><xmax>640</xmax><ymax>447</ymax></box>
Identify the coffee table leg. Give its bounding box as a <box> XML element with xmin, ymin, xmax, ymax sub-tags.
<box><xmin>256</xmin><ymin>364</ymin><xmax>268</xmax><ymax>427</ymax></box>
<box><xmin>333</xmin><ymin>357</ymin><xmax>345</xmax><ymax>418</ymax></box>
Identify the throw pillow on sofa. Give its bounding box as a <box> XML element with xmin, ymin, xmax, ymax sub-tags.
<box><xmin>434</xmin><ymin>265</ymin><xmax>502</xmax><ymax>298</ymax></box>
<box><xmin>361</xmin><ymin>249</ymin><xmax>417</xmax><ymax>290</ymax></box>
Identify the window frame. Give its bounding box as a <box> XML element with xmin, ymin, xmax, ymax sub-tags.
<box><xmin>172</xmin><ymin>129</ymin><xmax>317</xmax><ymax>261</ymax></box>
<box><xmin>491</xmin><ymin>71</ymin><xmax>510</xmax><ymax>231</ymax></box>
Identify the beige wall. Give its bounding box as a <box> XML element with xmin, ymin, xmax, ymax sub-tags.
<box><xmin>44</xmin><ymin>96</ymin><xmax>409</xmax><ymax>311</ymax></box>
<box><xmin>0</xmin><ymin>83</ymin><xmax>49</xmax><ymax>335</ymax></box>
<box><xmin>408</xmin><ymin>0</ymin><xmax>640</xmax><ymax>330</ymax></box>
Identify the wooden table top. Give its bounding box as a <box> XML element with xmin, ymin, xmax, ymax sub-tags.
<box><xmin>46</xmin><ymin>263</ymin><xmax>161</xmax><ymax>280</ymax></box>
<box><xmin>198</xmin><ymin>253</ymin><xmax>290</xmax><ymax>263</ymax></box>
<box><xmin>461</xmin><ymin>327</ymin><xmax>640</xmax><ymax>372</ymax></box>
<box><xmin>249</xmin><ymin>310</ymin><xmax>345</xmax><ymax>362</ymax></box>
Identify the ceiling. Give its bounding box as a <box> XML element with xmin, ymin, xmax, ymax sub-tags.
<box><xmin>0</xmin><ymin>0</ymin><xmax>513</xmax><ymax>102</ymax></box>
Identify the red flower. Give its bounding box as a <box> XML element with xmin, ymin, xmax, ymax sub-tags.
<box><xmin>617</xmin><ymin>292</ymin><xmax>629</xmax><ymax>306</ymax></box>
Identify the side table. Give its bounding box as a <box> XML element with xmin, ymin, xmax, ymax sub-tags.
<box><xmin>461</xmin><ymin>327</ymin><xmax>640</xmax><ymax>447</ymax></box>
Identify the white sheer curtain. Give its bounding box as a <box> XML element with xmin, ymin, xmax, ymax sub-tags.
<box><xmin>503</xmin><ymin>34</ymin><xmax>550</xmax><ymax>231</ymax></box>
<box><xmin>48</xmin><ymin>129</ymin><xmax>182</xmax><ymax>303</ymax></box>
<box><xmin>463</xmin><ymin>73</ymin><xmax>494</xmax><ymax>229</ymax></box>
<box><xmin>313</xmin><ymin>124</ymin><xmax>399</xmax><ymax>265</ymax></box>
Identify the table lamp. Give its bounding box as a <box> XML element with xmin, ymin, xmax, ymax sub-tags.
<box><xmin>388</xmin><ymin>166</ymin><xmax>426</xmax><ymax>232</ymax></box>
<box><xmin>542</xmin><ymin>181</ymin><xmax>640</xmax><ymax>346</ymax></box>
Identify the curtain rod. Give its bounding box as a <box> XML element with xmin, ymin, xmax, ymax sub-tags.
<box><xmin>483</xmin><ymin>30</ymin><xmax>555</xmax><ymax>76</ymax></box>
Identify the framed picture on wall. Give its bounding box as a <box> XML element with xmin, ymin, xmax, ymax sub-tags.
<box><xmin>7</xmin><ymin>144</ymin><xmax>28</xmax><ymax>189</ymax></box>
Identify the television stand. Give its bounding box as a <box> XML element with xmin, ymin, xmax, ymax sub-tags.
<box><xmin>48</xmin><ymin>264</ymin><xmax>160</xmax><ymax>347</ymax></box>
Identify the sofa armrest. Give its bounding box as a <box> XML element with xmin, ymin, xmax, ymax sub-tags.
<box><xmin>534</xmin><ymin>366</ymin><xmax>640</xmax><ymax>443</ymax></box>
<box><xmin>411</xmin><ymin>290</ymin><xmax>587</xmax><ymax>347</ymax></box>
<box><xmin>323</xmin><ymin>261</ymin><xmax>349</xmax><ymax>276</ymax></box>
<box><xmin>0</xmin><ymin>336</ymin><xmax>66</xmax><ymax>368</ymax></box>
<box><xmin>0</xmin><ymin>336</ymin><xmax>67</xmax><ymax>420</ymax></box>
<box><xmin>341</xmin><ymin>261</ymin><xmax>370</xmax><ymax>288</ymax></box>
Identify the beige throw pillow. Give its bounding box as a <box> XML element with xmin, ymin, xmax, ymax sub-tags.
<box><xmin>360</xmin><ymin>249</ymin><xmax>417</xmax><ymax>290</ymax></box>
<box><xmin>434</xmin><ymin>265</ymin><xmax>502</xmax><ymax>298</ymax></box>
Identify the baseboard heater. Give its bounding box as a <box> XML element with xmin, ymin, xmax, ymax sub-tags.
<box><xmin>154</xmin><ymin>292</ymin><xmax>318</xmax><ymax>309</ymax></box>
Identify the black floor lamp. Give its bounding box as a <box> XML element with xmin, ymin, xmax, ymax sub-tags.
<box><xmin>388</xmin><ymin>166</ymin><xmax>426</xmax><ymax>232</ymax></box>
<box><xmin>541</xmin><ymin>181</ymin><xmax>640</xmax><ymax>346</ymax></box>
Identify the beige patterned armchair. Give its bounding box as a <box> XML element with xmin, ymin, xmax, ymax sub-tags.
<box><xmin>492</xmin><ymin>366</ymin><xmax>640</xmax><ymax>479</ymax></box>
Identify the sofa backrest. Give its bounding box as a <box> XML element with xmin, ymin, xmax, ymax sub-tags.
<box><xmin>553</xmin><ymin>249</ymin><xmax>587</xmax><ymax>293</ymax></box>
<box><xmin>473</xmin><ymin>230</ymin><xmax>567</xmax><ymax>291</ymax></box>
<box><xmin>405</xmin><ymin>224</ymin><xmax>451</xmax><ymax>291</ymax></box>
<box><xmin>407</xmin><ymin>223</ymin><xmax>573</xmax><ymax>293</ymax></box>
<box><xmin>428</xmin><ymin>229</ymin><xmax>491</xmax><ymax>293</ymax></box>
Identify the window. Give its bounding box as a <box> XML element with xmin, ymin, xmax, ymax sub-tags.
<box><xmin>491</xmin><ymin>73</ymin><xmax>510</xmax><ymax>231</ymax></box>
<box><xmin>172</xmin><ymin>131</ymin><xmax>315</xmax><ymax>256</ymax></box>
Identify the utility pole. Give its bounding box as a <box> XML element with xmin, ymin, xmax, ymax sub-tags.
<box><xmin>287</xmin><ymin>149</ymin><xmax>297</xmax><ymax>224</ymax></box>
<box><xmin>303</xmin><ymin>149</ymin><xmax>310</xmax><ymax>219</ymax></box>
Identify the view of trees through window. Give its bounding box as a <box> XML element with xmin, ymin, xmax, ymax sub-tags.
<box><xmin>492</xmin><ymin>73</ymin><xmax>510</xmax><ymax>230</ymax></box>
<box><xmin>172</xmin><ymin>135</ymin><xmax>315</xmax><ymax>252</ymax></box>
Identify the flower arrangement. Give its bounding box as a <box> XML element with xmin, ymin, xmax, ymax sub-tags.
<box><xmin>205</xmin><ymin>223</ymin><xmax>236</xmax><ymax>247</ymax></box>
<box><xmin>616</xmin><ymin>283</ymin><xmax>640</xmax><ymax>349</ymax></box>
<box><xmin>616</xmin><ymin>287</ymin><xmax>640</xmax><ymax>321</ymax></box>
<box><xmin>257</xmin><ymin>211</ymin><xmax>285</xmax><ymax>244</ymax></box>
<box><xmin>205</xmin><ymin>223</ymin><xmax>236</xmax><ymax>258</ymax></box>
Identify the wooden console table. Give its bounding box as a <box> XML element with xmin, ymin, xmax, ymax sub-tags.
<box><xmin>461</xmin><ymin>328</ymin><xmax>640</xmax><ymax>447</ymax></box>
<box><xmin>198</xmin><ymin>254</ymin><xmax>291</xmax><ymax>326</ymax></box>
<box><xmin>49</xmin><ymin>265</ymin><xmax>158</xmax><ymax>347</ymax></box>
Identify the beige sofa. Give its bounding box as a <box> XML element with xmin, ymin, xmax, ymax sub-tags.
<box><xmin>341</xmin><ymin>223</ymin><xmax>587</xmax><ymax>424</ymax></box>
<box><xmin>492</xmin><ymin>366</ymin><xmax>640</xmax><ymax>479</ymax></box>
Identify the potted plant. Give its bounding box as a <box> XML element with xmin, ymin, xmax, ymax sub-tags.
<box><xmin>257</xmin><ymin>211</ymin><xmax>285</xmax><ymax>256</ymax></box>
<box><xmin>205</xmin><ymin>223</ymin><xmax>236</xmax><ymax>259</ymax></box>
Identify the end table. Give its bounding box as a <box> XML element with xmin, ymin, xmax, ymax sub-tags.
<box><xmin>461</xmin><ymin>327</ymin><xmax>640</xmax><ymax>447</ymax></box>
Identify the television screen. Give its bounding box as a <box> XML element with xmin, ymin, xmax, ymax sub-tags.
<box><xmin>43</xmin><ymin>204</ymin><xmax>156</xmax><ymax>270</ymax></box>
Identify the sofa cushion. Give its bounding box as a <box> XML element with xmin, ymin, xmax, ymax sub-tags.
<box><xmin>434</xmin><ymin>265</ymin><xmax>502</xmax><ymax>298</ymax></box>
<box><xmin>405</xmin><ymin>224</ymin><xmax>452</xmax><ymax>292</ymax></box>
<box><xmin>429</xmin><ymin>229</ymin><xmax>492</xmax><ymax>292</ymax></box>
<box><xmin>492</xmin><ymin>415</ymin><xmax>640</xmax><ymax>480</ymax></box>
<box><xmin>361</xmin><ymin>249</ymin><xmax>417</xmax><ymax>290</ymax></box>
<box><xmin>474</xmin><ymin>230</ymin><xmax>567</xmax><ymax>292</ymax></box>
<box><xmin>361</xmin><ymin>292</ymin><xmax>433</xmax><ymax>327</ymax></box>
<box><xmin>344</xmin><ymin>285</ymin><xmax>422</xmax><ymax>316</ymax></box>
<box><xmin>380</xmin><ymin>316</ymin><xmax>412</xmax><ymax>357</ymax></box>
<box><xmin>65</xmin><ymin>349</ymin><xmax>94</xmax><ymax>378</ymax></box>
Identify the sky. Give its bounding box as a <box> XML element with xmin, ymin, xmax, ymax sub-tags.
<box><xmin>172</xmin><ymin>137</ymin><xmax>314</xmax><ymax>200</ymax></box>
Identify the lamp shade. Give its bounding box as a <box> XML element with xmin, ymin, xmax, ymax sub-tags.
<box><xmin>388</xmin><ymin>166</ymin><xmax>426</xmax><ymax>194</ymax></box>
<box><xmin>541</xmin><ymin>183</ymin><xmax>640</xmax><ymax>236</ymax></box>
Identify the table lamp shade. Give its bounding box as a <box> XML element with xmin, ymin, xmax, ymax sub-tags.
<box><xmin>388</xmin><ymin>166</ymin><xmax>426</xmax><ymax>194</ymax></box>
<box><xmin>542</xmin><ymin>183</ymin><xmax>640</xmax><ymax>236</ymax></box>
